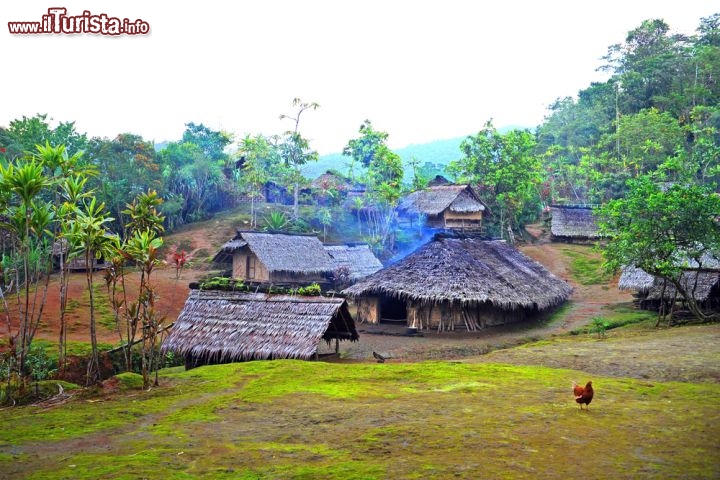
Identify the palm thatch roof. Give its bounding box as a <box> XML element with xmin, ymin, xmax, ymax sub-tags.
<box><xmin>550</xmin><ymin>206</ymin><xmax>601</xmax><ymax>239</ymax></box>
<box><xmin>618</xmin><ymin>266</ymin><xmax>656</xmax><ymax>292</ymax></box>
<box><xmin>397</xmin><ymin>184</ymin><xmax>487</xmax><ymax>216</ymax></box>
<box><xmin>619</xmin><ymin>252</ymin><xmax>720</xmax><ymax>293</ymax></box>
<box><xmin>162</xmin><ymin>290</ymin><xmax>359</xmax><ymax>362</ymax></box>
<box><xmin>645</xmin><ymin>272</ymin><xmax>720</xmax><ymax>302</ymax></box>
<box><xmin>324</xmin><ymin>244</ymin><xmax>383</xmax><ymax>281</ymax></box>
<box><xmin>212</xmin><ymin>231</ymin><xmax>335</xmax><ymax>274</ymax></box>
<box><xmin>342</xmin><ymin>236</ymin><xmax>572</xmax><ymax>310</ymax></box>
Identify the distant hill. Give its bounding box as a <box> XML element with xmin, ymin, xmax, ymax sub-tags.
<box><xmin>303</xmin><ymin>136</ymin><xmax>466</xmax><ymax>180</ymax></box>
<box><xmin>303</xmin><ymin>125</ymin><xmax>532</xmax><ymax>180</ymax></box>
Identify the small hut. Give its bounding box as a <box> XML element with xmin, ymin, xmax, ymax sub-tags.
<box><xmin>213</xmin><ymin>232</ymin><xmax>336</xmax><ymax>286</ymax></box>
<box><xmin>342</xmin><ymin>235</ymin><xmax>572</xmax><ymax>331</ymax></box>
<box><xmin>550</xmin><ymin>205</ymin><xmax>602</xmax><ymax>243</ymax></box>
<box><xmin>162</xmin><ymin>289</ymin><xmax>359</xmax><ymax>367</ymax></box>
<box><xmin>619</xmin><ymin>264</ymin><xmax>720</xmax><ymax>312</ymax></box>
<box><xmin>324</xmin><ymin>244</ymin><xmax>383</xmax><ymax>283</ymax></box>
<box><xmin>397</xmin><ymin>184</ymin><xmax>488</xmax><ymax>232</ymax></box>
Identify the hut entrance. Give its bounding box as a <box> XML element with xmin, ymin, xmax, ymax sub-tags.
<box><xmin>379</xmin><ymin>295</ymin><xmax>406</xmax><ymax>323</ymax></box>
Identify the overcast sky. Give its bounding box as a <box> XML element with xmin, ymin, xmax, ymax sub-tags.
<box><xmin>2</xmin><ymin>1</ymin><xmax>717</xmax><ymax>154</ymax></box>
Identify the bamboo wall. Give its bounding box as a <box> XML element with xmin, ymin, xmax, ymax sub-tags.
<box><xmin>233</xmin><ymin>252</ymin><xmax>270</xmax><ymax>282</ymax></box>
<box><xmin>355</xmin><ymin>297</ymin><xmax>380</xmax><ymax>324</ymax></box>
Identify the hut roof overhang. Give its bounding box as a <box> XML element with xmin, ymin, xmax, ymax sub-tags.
<box><xmin>324</xmin><ymin>244</ymin><xmax>383</xmax><ymax>281</ymax></box>
<box><xmin>342</xmin><ymin>237</ymin><xmax>572</xmax><ymax>311</ymax></box>
<box><xmin>397</xmin><ymin>184</ymin><xmax>488</xmax><ymax>216</ymax></box>
<box><xmin>550</xmin><ymin>206</ymin><xmax>602</xmax><ymax>239</ymax></box>
<box><xmin>212</xmin><ymin>231</ymin><xmax>336</xmax><ymax>274</ymax></box>
<box><xmin>162</xmin><ymin>290</ymin><xmax>359</xmax><ymax>362</ymax></box>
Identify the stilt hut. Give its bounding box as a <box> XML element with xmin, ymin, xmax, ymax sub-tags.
<box><xmin>342</xmin><ymin>235</ymin><xmax>572</xmax><ymax>332</ymax></box>
<box><xmin>162</xmin><ymin>289</ymin><xmax>359</xmax><ymax>368</ymax></box>
<box><xmin>397</xmin><ymin>184</ymin><xmax>488</xmax><ymax>232</ymax></box>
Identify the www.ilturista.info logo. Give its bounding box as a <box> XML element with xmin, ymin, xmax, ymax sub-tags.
<box><xmin>8</xmin><ymin>8</ymin><xmax>150</xmax><ymax>35</ymax></box>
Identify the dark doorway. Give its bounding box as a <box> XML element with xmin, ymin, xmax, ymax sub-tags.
<box><xmin>380</xmin><ymin>295</ymin><xmax>406</xmax><ymax>321</ymax></box>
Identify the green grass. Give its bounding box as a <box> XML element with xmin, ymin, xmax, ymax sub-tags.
<box><xmin>560</xmin><ymin>245</ymin><xmax>613</xmax><ymax>285</ymax></box>
<box><xmin>570</xmin><ymin>304</ymin><xmax>657</xmax><ymax>335</ymax></box>
<box><xmin>0</xmin><ymin>359</ymin><xmax>717</xmax><ymax>479</ymax></box>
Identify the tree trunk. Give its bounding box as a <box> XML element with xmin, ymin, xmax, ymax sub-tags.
<box><xmin>86</xmin><ymin>251</ymin><xmax>100</xmax><ymax>385</ymax></box>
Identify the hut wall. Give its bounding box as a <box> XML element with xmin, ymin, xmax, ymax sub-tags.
<box><xmin>355</xmin><ymin>297</ymin><xmax>379</xmax><ymax>324</ymax></box>
<box><xmin>443</xmin><ymin>211</ymin><xmax>483</xmax><ymax>230</ymax></box>
<box><xmin>232</xmin><ymin>252</ymin><xmax>270</xmax><ymax>282</ymax></box>
<box><xmin>269</xmin><ymin>271</ymin><xmax>328</xmax><ymax>284</ymax></box>
<box><xmin>411</xmin><ymin>302</ymin><xmax>529</xmax><ymax>331</ymax></box>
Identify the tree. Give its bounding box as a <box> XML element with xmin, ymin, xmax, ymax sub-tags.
<box><xmin>448</xmin><ymin>121</ymin><xmax>544</xmax><ymax>240</ymax></box>
<box><xmin>343</xmin><ymin>121</ymin><xmax>404</xmax><ymax>255</ymax></box>
<box><xmin>236</xmin><ymin>134</ymin><xmax>280</xmax><ymax>227</ymax></box>
<box><xmin>278</xmin><ymin>98</ymin><xmax>319</xmax><ymax>219</ymax></box>
<box><xmin>0</xmin><ymin>114</ymin><xmax>88</xmax><ymax>162</ymax></box>
<box><xmin>68</xmin><ymin>198</ymin><xmax>115</xmax><ymax>385</ymax></box>
<box><xmin>598</xmin><ymin>177</ymin><xmax>720</xmax><ymax>323</ymax></box>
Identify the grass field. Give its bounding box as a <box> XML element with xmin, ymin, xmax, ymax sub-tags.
<box><xmin>1</xmin><ymin>337</ymin><xmax>719</xmax><ymax>479</ymax></box>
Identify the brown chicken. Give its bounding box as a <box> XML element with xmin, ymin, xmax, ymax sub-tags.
<box><xmin>572</xmin><ymin>381</ymin><xmax>594</xmax><ymax>410</ymax></box>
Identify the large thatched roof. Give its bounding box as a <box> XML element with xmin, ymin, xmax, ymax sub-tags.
<box><xmin>324</xmin><ymin>244</ymin><xmax>383</xmax><ymax>281</ymax></box>
<box><xmin>213</xmin><ymin>232</ymin><xmax>335</xmax><ymax>274</ymax></box>
<box><xmin>162</xmin><ymin>290</ymin><xmax>359</xmax><ymax>362</ymax></box>
<box><xmin>342</xmin><ymin>237</ymin><xmax>572</xmax><ymax>310</ymax></box>
<box><xmin>550</xmin><ymin>206</ymin><xmax>601</xmax><ymax>239</ymax></box>
<box><xmin>397</xmin><ymin>184</ymin><xmax>487</xmax><ymax>216</ymax></box>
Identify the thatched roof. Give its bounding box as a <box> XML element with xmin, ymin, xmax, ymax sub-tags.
<box><xmin>645</xmin><ymin>272</ymin><xmax>720</xmax><ymax>302</ymax></box>
<box><xmin>342</xmin><ymin>236</ymin><xmax>572</xmax><ymax>310</ymax></box>
<box><xmin>162</xmin><ymin>290</ymin><xmax>359</xmax><ymax>362</ymax></box>
<box><xmin>324</xmin><ymin>244</ymin><xmax>383</xmax><ymax>281</ymax></box>
<box><xmin>550</xmin><ymin>206</ymin><xmax>601</xmax><ymax>239</ymax></box>
<box><xmin>618</xmin><ymin>266</ymin><xmax>656</xmax><ymax>292</ymax></box>
<box><xmin>213</xmin><ymin>232</ymin><xmax>335</xmax><ymax>274</ymax></box>
<box><xmin>619</xmin><ymin>252</ymin><xmax>720</xmax><ymax>293</ymax></box>
<box><xmin>397</xmin><ymin>184</ymin><xmax>487</xmax><ymax>216</ymax></box>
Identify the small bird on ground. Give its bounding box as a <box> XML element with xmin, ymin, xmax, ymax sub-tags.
<box><xmin>372</xmin><ymin>351</ymin><xmax>386</xmax><ymax>363</ymax></box>
<box><xmin>572</xmin><ymin>380</ymin><xmax>594</xmax><ymax>411</ymax></box>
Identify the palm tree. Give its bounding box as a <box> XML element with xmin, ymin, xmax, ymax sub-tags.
<box><xmin>70</xmin><ymin>198</ymin><xmax>114</xmax><ymax>386</ymax></box>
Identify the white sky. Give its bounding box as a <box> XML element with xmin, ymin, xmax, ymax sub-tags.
<box><xmin>1</xmin><ymin>1</ymin><xmax>717</xmax><ymax>154</ymax></box>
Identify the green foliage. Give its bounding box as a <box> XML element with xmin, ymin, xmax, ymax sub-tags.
<box><xmin>262</xmin><ymin>210</ymin><xmax>289</xmax><ymax>232</ymax></box>
<box><xmin>560</xmin><ymin>246</ymin><xmax>613</xmax><ymax>286</ymax></box>
<box><xmin>449</xmin><ymin>121</ymin><xmax>543</xmax><ymax>236</ymax></box>
<box><xmin>296</xmin><ymin>283</ymin><xmax>321</xmax><ymax>296</ymax></box>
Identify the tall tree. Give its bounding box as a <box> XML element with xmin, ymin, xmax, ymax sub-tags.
<box><xmin>278</xmin><ymin>98</ymin><xmax>319</xmax><ymax>219</ymax></box>
<box><xmin>598</xmin><ymin>177</ymin><xmax>720</xmax><ymax>323</ymax></box>
<box><xmin>449</xmin><ymin>121</ymin><xmax>544</xmax><ymax>240</ymax></box>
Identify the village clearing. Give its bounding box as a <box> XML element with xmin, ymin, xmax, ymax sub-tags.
<box><xmin>1</xmin><ymin>226</ymin><xmax>719</xmax><ymax>478</ymax></box>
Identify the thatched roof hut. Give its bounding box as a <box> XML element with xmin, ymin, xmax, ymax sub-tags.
<box><xmin>213</xmin><ymin>232</ymin><xmax>335</xmax><ymax>284</ymax></box>
<box><xmin>645</xmin><ymin>272</ymin><xmax>720</xmax><ymax>304</ymax></box>
<box><xmin>550</xmin><ymin>206</ymin><xmax>602</xmax><ymax>242</ymax></box>
<box><xmin>618</xmin><ymin>266</ymin><xmax>656</xmax><ymax>292</ymax></box>
<box><xmin>162</xmin><ymin>289</ymin><xmax>359</xmax><ymax>366</ymax></box>
<box><xmin>342</xmin><ymin>236</ymin><xmax>572</xmax><ymax>331</ymax></box>
<box><xmin>324</xmin><ymin>244</ymin><xmax>383</xmax><ymax>282</ymax></box>
<box><xmin>397</xmin><ymin>184</ymin><xmax>488</xmax><ymax>232</ymax></box>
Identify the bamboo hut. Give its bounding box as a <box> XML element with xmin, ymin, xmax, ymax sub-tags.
<box><xmin>212</xmin><ymin>231</ymin><xmax>336</xmax><ymax>285</ymax></box>
<box><xmin>324</xmin><ymin>244</ymin><xmax>383</xmax><ymax>282</ymax></box>
<box><xmin>397</xmin><ymin>184</ymin><xmax>488</xmax><ymax>232</ymax></box>
<box><xmin>342</xmin><ymin>235</ymin><xmax>572</xmax><ymax>332</ymax></box>
<box><xmin>550</xmin><ymin>205</ymin><xmax>602</xmax><ymax>243</ymax></box>
<box><xmin>162</xmin><ymin>289</ymin><xmax>359</xmax><ymax>367</ymax></box>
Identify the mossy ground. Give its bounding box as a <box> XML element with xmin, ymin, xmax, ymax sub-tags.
<box><xmin>1</xmin><ymin>337</ymin><xmax>718</xmax><ymax>480</ymax></box>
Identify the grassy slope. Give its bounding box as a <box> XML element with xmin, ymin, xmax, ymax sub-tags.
<box><xmin>1</xmin><ymin>359</ymin><xmax>718</xmax><ymax>479</ymax></box>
